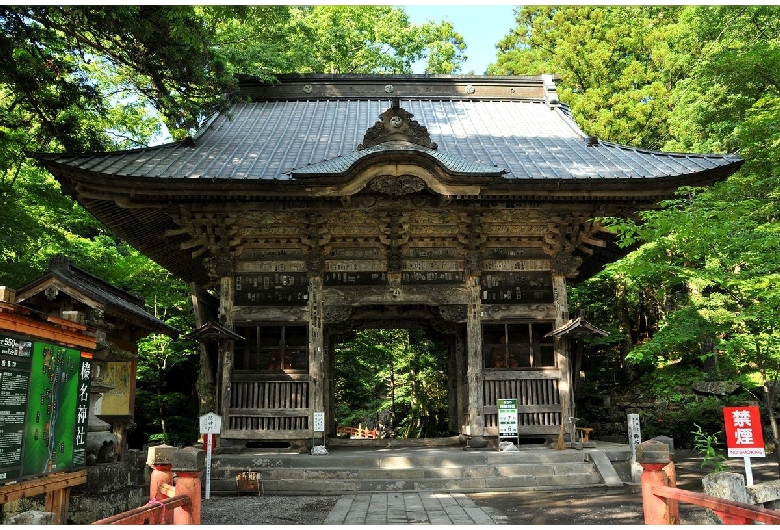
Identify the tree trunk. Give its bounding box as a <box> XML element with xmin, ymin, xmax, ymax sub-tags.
<box><xmin>757</xmin><ymin>340</ymin><xmax>780</xmax><ymax>478</ymax></box>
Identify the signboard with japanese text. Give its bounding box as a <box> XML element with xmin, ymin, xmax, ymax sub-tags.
<box><xmin>199</xmin><ymin>412</ymin><xmax>222</xmax><ymax>435</ymax></box>
<box><xmin>497</xmin><ymin>398</ymin><xmax>518</xmax><ymax>437</ymax></box>
<box><xmin>0</xmin><ymin>333</ymin><xmax>92</xmax><ymax>485</ymax></box>
<box><xmin>724</xmin><ymin>406</ymin><xmax>766</xmax><ymax>458</ymax></box>
<box><xmin>628</xmin><ymin>413</ymin><xmax>642</xmax><ymax>460</ymax></box>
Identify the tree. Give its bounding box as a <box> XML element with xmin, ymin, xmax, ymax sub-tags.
<box><xmin>279</xmin><ymin>6</ymin><xmax>466</xmax><ymax>75</ymax></box>
<box><xmin>491</xmin><ymin>6</ymin><xmax>780</xmax><ymax>454</ymax></box>
<box><xmin>488</xmin><ymin>6</ymin><xmax>684</xmax><ymax>149</ymax></box>
<box><xmin>334</xmin><ymin>329</ymin><xmax>449</xmax><ymax>438</ymax></box>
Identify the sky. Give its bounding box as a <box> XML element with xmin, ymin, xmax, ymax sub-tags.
<box><xmin>398</xmin><ymin>4</ymin><xmax>519</xmax><ymax>74</ymax></box>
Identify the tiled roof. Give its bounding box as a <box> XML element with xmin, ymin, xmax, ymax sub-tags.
<box><xmin>35</xmin><ymin>75</ymin><xmax>741</xmax><ymax>183</ymax></box>
<box><xmin>16</xmin><ymin>255</ymin><xmax>179</xmax><ymax>337</ymax></box>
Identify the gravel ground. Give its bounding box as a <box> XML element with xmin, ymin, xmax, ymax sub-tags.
<box><xmin>201</xmin><ymin>495</ymin><xmax>339</xmax><ymax>525</ymax></box>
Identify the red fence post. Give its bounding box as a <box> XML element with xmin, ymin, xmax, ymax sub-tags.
<box><xmin>638</xmin><ymin>440</ymin><xmax>673</xmax><ymax>524</ymax></box>
<box><xmin>171</xmin><ymin>447</ymin><xmax>205</xmax><ymax>525</ymax></box>
<box><xmin>147</xmin><ymin>444</ymin><xmax>176</xmax><ymax>524</ymax></box>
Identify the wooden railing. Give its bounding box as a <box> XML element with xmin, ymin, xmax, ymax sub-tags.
<box><xmin>92</xmin><ymin>494</ymin><xmax>192</xmax><ymax>525</ymax></box>
<box><xmin>482</xmin><ymin>370</ymin><xmax>561</xmax><ymax>435</ymax></box>
<box><xmin>337</xmin><ymin>425</ymin><xmax>379</xmax><ymax>439</ymax></box>
<box><xmin>0</xmin><ymin>470</ymin><xmax>87</xmax><ymax>524</ymax></box>
<box><xmin>226</xmin><ymin>376</ymin><xmax>310</xmax><ymax>438</ymax></box>
<box><xmin>638</xmin><ymin>439</ymin><xmax>780</xmax><ymax>525</ymax></box>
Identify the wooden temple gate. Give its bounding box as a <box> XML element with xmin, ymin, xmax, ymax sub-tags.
<box><xmin>35</xmin><ymin>74</ymin><xmax>743</xmax><ymax>450</ymax></box>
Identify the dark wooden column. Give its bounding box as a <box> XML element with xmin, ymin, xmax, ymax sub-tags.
<box><xmin>218</xmin><ymin>276</ymin><xmax>235</xmax><ymax>423</ymax></box>
<box><xmin>308</xmin><ymin>276</ymin><xmax>325</xmax><ymax>436</ymax></box>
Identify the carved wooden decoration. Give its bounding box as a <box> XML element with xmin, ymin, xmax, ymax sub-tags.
<box><xmin>358</xmin><ymin>99</ymin><xmax>438</xmax><ymax>150</ymax></box>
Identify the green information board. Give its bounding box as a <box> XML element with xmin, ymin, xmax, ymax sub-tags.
<box><xmin>0</xmin><ymin>333</ymin><xmax>92</xmax><ymax>485</ymax></box>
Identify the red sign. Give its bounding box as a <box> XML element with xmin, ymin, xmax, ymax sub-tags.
<box><xmin>723</xmin><ymin>406</ymin><xmax>765</xmax><ymax>457</ymax></box>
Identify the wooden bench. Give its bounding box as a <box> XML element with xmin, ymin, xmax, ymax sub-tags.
<box><xmin>577</xmin><ymin>427</ymin><xmax>594</xmax><ymax>442</ymax></box>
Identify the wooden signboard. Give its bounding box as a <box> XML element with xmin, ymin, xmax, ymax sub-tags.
<box><xmin>480</xmin><ymin>271</ymin><xmax>553</xmax><ymax>304</ymax></box>
<box><xmin>234</xmin><ymin>273</ymin><xmax>309</xmax><ymax>306</ymax></box>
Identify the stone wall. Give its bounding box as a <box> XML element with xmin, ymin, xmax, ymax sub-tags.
<box><xmin>1</xmin><ymin>449</ymin><xmax>148</xmax><ymax>525</ymax></box>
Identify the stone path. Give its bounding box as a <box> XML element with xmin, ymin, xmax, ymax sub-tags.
<box><xmin>323</xmin><ymin>492</ymin><xmax>503</xmax><ymax>525</ymax></box>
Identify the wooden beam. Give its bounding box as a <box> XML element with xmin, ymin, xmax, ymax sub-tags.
<box><xmin>0</xmin><ymin>313</ymin><xmax>96</xmax><ymax>350</ymax></box>
<box><xmin>0</xmin><ymin>470</ymin><xmax>87</xmax><ymax>504</ymax></box>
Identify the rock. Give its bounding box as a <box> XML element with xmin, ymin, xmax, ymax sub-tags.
<box><xmin>692</xmin><ymin>381</ymin><xmax>741</xmax><ymax>396</ymax></box>
<box><xmin>4</xmin><ymin>511</ymin><xmax>55</xmax><ymax>525</ymax></box>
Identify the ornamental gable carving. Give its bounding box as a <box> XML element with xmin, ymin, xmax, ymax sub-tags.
<box><xmin>358</xmin><ymin>99</ymin><xmax>437</xmax><ymax>150</ymax></box>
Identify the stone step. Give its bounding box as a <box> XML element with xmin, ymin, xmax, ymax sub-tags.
<box><xmin>205</xmin><ymin>446</ymin><xmax>615</xmax><ymax>495</ymax></box>
<box><xmin>209</xmin><ymin>471</ymin><xmax>603</xmax><ymax>495</ymax></box>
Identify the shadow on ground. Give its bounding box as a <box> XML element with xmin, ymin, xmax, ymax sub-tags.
<box><xmin>469</xmin><ymin>449</ymin><xmax>780</xmax><ymax>525</ymax></box>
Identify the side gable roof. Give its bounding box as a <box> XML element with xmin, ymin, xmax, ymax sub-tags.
<box><xmin>15</xmin><ymin>254</ymin><xmax>178</xmax><ymax>338</ymax></box>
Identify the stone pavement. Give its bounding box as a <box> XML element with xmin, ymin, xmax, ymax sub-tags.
<box><xmin>323</xmin><ymin>492</ymin><xmax>504</xmax><ymax>524</ymax></box>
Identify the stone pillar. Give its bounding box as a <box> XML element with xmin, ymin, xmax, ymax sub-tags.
<box><xmin>637</xmin><ymin>440</ymin><xmax>677</xmax><ymax>525</ymax></box>
<box><xmin>147</xmin><ymin>444</ymin><xmax>175</xmax><ymax>524</ymax></box>
<box><xmin>465</xmin><ymin>275</ymin><xmax>486</xmax><ymax>447</ymax></box>
<box><xmin>171</xmin><ymin>447</ymin><xmax>204</xmax><ymax>525</ymax></box>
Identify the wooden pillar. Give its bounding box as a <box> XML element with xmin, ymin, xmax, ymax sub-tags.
<box><xmin>553</xmin><ymin>274</ymin><xmax>572</xmax><ymax>440</ymax></box>
<box><xmin>466</xmin><ymin>276</ymin><xmax>485</xmax><ymax>443</ymax></box>
<box><xmin>218</xmin><ymin>276</ymin><xmax>235</xmax><ymax>424</ymax></box>
<box><xmin>191</xmin><ymin>282</ymin><xmax>217</xmax><ymax>415</ymax></box>
<box><xmin>455</xmin><ymin>331</ymin><xmax>468</xmax><ymax>435</ymax></box>
<box><xmin>309</xmin><ymin>276</ymin><xmax>325</xmax><ymax>436</ymax></box>
<box><xmin>447</xmin><ymin>336</ymin><xmax>458</xmax><ymax>433</ymax></box>
<box><xmin>44</xmin><ymin>487</ymin><xmax>71</xmax><ymax>525</ymax></box>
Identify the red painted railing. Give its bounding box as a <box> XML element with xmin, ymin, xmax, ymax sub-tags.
<box><xmin>639</xmin><ymin>440</ymin><xmax>780</xmax><ymax>525</ymax></box>
<box><xmin>92</xmin><ymin>495</ymin><xmax>192</xmax><ymax>525</ymax></box>
<box><xmin>645</xmin><ymin>483</ymin><xmax>780</xmax><ymax>525</ymax></box>
<box><xmin>337</xmin><ymin>425</ymin><xmax>379</xmax><ymax>439</ymax></box>
<box><xmin>92</xmin><ymin>446</ymin><xmax>202</xmax><ymax>525</ymax></box>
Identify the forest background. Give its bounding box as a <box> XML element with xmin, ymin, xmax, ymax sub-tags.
<box><xmin>1</xmin><ymin>6</ymin><xmax>778</xmax><ymax>461</ymax></box>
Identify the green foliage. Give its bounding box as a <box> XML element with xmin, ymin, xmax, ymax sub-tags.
<box><xmin>691</xmin><ymin>423</ymin><xmax>727</xmax><ymax>472</ymax></box>
<box><xmin>490</xmin><ymin>6</ymin><xmax>683</xmax><ymax>149</ymax></box>
<box><xmin>640</xmin><ymin>399</ymin><xmax>728</xmax><ymax>449</ymax></box>
<box><xmin>334</xmin><ymin>329</ymin><xmax>450</xmax><ymax>438</ymax></box>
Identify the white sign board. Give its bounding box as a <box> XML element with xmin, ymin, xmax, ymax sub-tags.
<box><xmin>628</xmin><ymin>413</ymin><xmax>641</xmax><ymax>457</ymax></box>
<box><xmin>199</xmin><ymin>412</ymin><xmax>222</xmax><ymax>434</ymax></box>
<box><xmin>627</xmin><ymin>413</ymin><xmax>642</xmax><ymax>483</ymax></box>
<box><xmin>497</xmin><ymin>399</ymin><xmax>518</xmax><ymax>437</ymax></box>
<box><xmin>313</xmin><ymin>412</ymin><xmax>325</xmax><ymax>432</ymax></box>
<box><xmin>198</xmin><ymin>412</ymin><xmax>221</xmax><ymax>500</ymax></box>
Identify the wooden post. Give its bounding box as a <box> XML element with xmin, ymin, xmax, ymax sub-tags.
<box><xmin>553</xmin><ymin>275</ymin><xmax>572</xmax><ymax>441</ymax></box>
<box><xmin>171</xmin><ymin>447</ymin><xmax>204</xmax><ymax>525</ymax></box>
<box><xmin>309</xmin><ymin>276</ymin><xmax>325</xmax><ymax>439</ymax></box>
<box><xmin>465</xmin><ymin>275</ymin><xmax>485</xmax><ymax>445</ymax></box>
<box><xmin>638</xmin><ymin>440</ymin><xmax>673</xmax><ymax>524</ymax></box>
<box><xmin>454</xmin><ymin>332</ymin><xmax>468</xmax><ymax>436</ymax></box>
<box><xmin>44</xmin><ymin>486</ymin><xmax>71</xmax><ymax>525</ymax></box>
<box><xmin>218</xmin><ymin>275</ymin><xmax>234</xmax><ymax>423</ymax></box>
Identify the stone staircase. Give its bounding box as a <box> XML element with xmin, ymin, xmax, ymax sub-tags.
<box><xmin>205</xmin><ymin>442</ymin><xmax>630</xmax><ymax>495</ymax></box>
